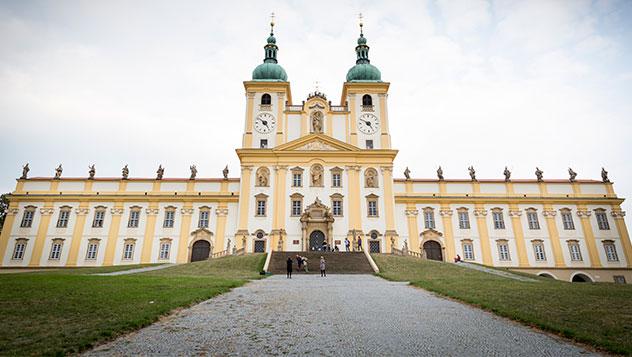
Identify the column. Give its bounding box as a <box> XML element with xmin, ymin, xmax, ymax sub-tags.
<box><xmin>381</xmin><ymin>166</ymin><xmax>398</xmax><ymax>252</ymax></box>
<box><xmin>214</xmin><ymin>206</ymin><xmax>229</xmax><ymax>254</ymax></box>
<box><xmin>65</xmin><ymin>204</ymin><xmax>90</xmax><ymax>266</ymax></box>
<box><xmin>508</xmin><ymin>206</ymin><xmax>529</xmax><ymax>267</ymax></box>
<box><xmin>102</xmin><ymin>204</ymin><xmax>124</xmax><ymax>266</ymax></box>
<box><xmin>542</xmin><ymin>205</ymin><xmax>565</xmax><ymax>267</ymax></box>
<box><xmin>611</xmin><ymin>208</ymin><xmax>632</xmax><ymax>267</ymax></box>
<box><xmin>346</xmin><ymin>165</ymin><xmax>362</xmax><ymax>230</ymax></box>
<box><xmin>378</xmin><ymin>93</ymin><xmax>391</xmax><ymax>148</ymax></box>
<box><xmin>28</xmin><ymin>205</ymin><xmax>54</xmax><ymax>267</ymax></box>
<box><xmin>236</xmin><ymin>165</ymin><xmax>253</xmax><ymax>250</ymax></box>
<box><xmin>439</xmin><ymin>207</ymin><xmax>456</xmax><ymax>261</ymax></box>
<box><xmin>140</xmin><ymin>204</ymin><xmax>159</xmax><ymax>263</ymax></box>
<box><xmin>473</xmin><ymin>205</ymin><xmax>493</xmax><ymax>265</ymax></box>
<box><xmin>243</xmin><ymin>92</ymin><xmax>255</xmax><ymax>147</ymax></box>
<box><xmin>176</xmin><ymin>205</ymin><xmax>193</xmax><ymax>263</ymax></box>
<box><xmin>577</xmin><ymin>206</ymin><xmax>602</xmax><ymax>267</ymax></box>
<box><xmin>272</xmin><ymin>165</ymin><xmax>288</xmax><ymax>251</ymax></box>
<box><xmin>405</xmin><ymin>205</ymin><xmax>420</xmax><ymax>253</ymax></box>
<box><xmin>0</xmin><ymin>203</ymin><xmax>19</xmax><ymax>263</ymax></box>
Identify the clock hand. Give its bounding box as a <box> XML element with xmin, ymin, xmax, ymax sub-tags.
<box><xmin>364</xmin><ymin>120</ymin><xmax>372</xmax><ymax>126</ymax></box>
<box><xmin>262</xmin><ymin>120</ymin><xmax>268</xmax><ymax>127</ymax></box>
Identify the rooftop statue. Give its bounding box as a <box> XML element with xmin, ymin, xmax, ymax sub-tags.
<box><xmin>223</xmin><ymin>165</ymin><xmax>229</xmax><ymax>179</ymax></box>
<box><xmin>601</xmin><ymin>167</ymin><xmax>610</xmax><ymax>183</ymax></box>
<box><xmin>88</xmin><ymin>165</ymin><xmax>96</xmax><ymax>179</ymax></box>
<box><xmin>122</xmin><ymin>164</ymin><xmax>129</xmax><ymax>180</ymax></box>
<box><xmin>437</xmin><ymin>166</ymin><xmax>444</xmax><ymax>180</ymax></box>
<box><xmin>54</xmin><ymin>164</ymin><xmax>63</xmax><ymax>179</ymax></box>
<box><xmin>468</xmin><ymin>166</ymin><xmax>476</xmax><ymax>181</ymax></box>
<box><xmin>156</xmin><ymin>165</ymin><xmax>164</xmax><ymax>180</ymax></box>
<box><xmin>503</xmin><ymin>166</ymin><xmax>511</xmax><ymax>182</ymax></box>
<box><xmin>535</xmin><ymin>167</ymin><xmax>544</xmax><ymax>182</ymax></box>
<box><xmin>404</xmin><ymin>167</ymin><xmax>411</xmax><ymax>180</ymax></box>
<box><xmin>20</xmin><ymin>163</ymin><xmax>29</xmax><ymax>180</ymax></box>
<box><xmin>568</xmin><ymin>168</ymin><xmax>577</xmax><ymax>182</ymax></box>
<box><xmin>190</xmin><ymin>165</ymin><xmax>197</xmax><ymax>180</ymax></box>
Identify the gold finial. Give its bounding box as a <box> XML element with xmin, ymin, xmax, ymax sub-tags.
<box><xmin>358</xmin><ymin>13</ymin><xmax>364</xmax><ymax>34</ymax></box>
<box><xmin>270</xmin><ymin>12</ymin><xmax>275</xmax><ymax>33</ymax></box>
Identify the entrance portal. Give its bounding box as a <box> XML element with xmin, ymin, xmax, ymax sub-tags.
<box><xmin>309</xmin><ymin>230</ymin><xmax>325</xmax><ymax>251</ymax></box>
<box><xmin>191</xmin><ymin>240</ymin><xmax>211</xmax><ymax>262</ymax></box>
<box><xmin>423</xmin><ymin>240</ymin><xmax>443</xmax><ymax>261</ymax></box>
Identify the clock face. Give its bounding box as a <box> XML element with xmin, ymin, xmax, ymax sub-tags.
<box><xmin>358</xmin><ymin>113</ymin><xmax>379</xmax><ymax>134</ymax></box>
<box><xmin>254</xmin><ymin>113</ymin><xmax>276</xmax><ymax>134</ymax></box>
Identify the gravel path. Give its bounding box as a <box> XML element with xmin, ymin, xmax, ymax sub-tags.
<box><xmin>91</xmin><ymin>264</ymin><xmax>175</xmax><ymax>276</ymax></box>
<box><xmin>86</xmin><ymin>275</ymin><xmax>598</xmax><ymax>356</ymax></box>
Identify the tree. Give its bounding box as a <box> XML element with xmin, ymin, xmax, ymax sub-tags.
<box><xmin>0</xmin><ymin>193</ymin><xmax>9</xmax><ymax>233</ymax></box>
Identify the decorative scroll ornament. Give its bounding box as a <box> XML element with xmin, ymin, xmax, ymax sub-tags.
<box><xmin>508</xmin><ymin>210</ymin><xmax>522</xmax><ymax>217</ymax></box>
<box><xmin>146</xmin><ymin>208</ymin><xmax>159</xmax><ymax>215</ymax></box>
<box><xmin>216</xmin><ymin>208</ymin><xmax>229</xmax><ymax>216</ymax></box>
<box><xmin>294</xmin><ymin>140</ymin><xmax>337</xmax><ymax>151</ymax></box>
<box><xmin>542</xmin><ymin>210</ymin><xmax>557</xmax><ymax>217</ymax></box>
<box><xmin>473</xmin><ymin>209</ymin><xmax>488</xmax><ymax>217</ymax></box>
<box><xmin>181</xmin><ymin>208</ymin><xmax>194</xmax><ymax>215</ymax></box>
<box><xmin>439</xmin><ymin>209</ymin><xmax>453</xmax><ymax>217</ymax></box>
<box><xmin>75</xmin><ymin>208</ymin><xmax>90</xmax><ymax>215</ymax></box>
<box><xmin>110</xmin><ymin>208</ymin><xmax>124</xmax><ymax>215</ymax></box>
<box><xmin>576</xmin><ymin>210</ymin><xmax>592</xmax><ymax>217</ymax></box>
<box><xmin>40</xmin><ymin>208</ymin><xmax>55</xmax><ymax>215</ymax></box>
<box><xmin>611</xmin><ymin>210</ymin><xmax>626</xmax><ymax>218</ymax></box>
<box><xmin>405</xmin><ymin>209</ymin><xmax>419</xmax><ymax>216</ymax></box>
<box><xmin>8</xmin><ymin>208</ymin><xmax>20</xmax><ymax>215</ymax></box>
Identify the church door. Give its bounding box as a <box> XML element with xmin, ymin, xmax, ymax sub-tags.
<box><xmin>309</xmin><ymin>230</ymin><xmax>325</xmax><ymax>251</ymax></box>
<box><xmin>423</xmin><ymin>241</ymin><xmax>443</xmax><ymax>261</ymax></box>
<box><xmin>191</xmin><ymin>240</ymin><xmax>211</xmax><ymax>262</ymax></box>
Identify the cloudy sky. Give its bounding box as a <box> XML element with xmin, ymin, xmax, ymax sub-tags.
<box><xmin>1</xmin><ymin>0</ymin><xmax>631</xmax><ymax>212</ymax></box>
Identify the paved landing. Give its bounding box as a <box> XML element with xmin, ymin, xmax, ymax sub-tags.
<box><xmin>86</xmin><ymin>275</ymin><xmax>598</xmax><ymax>356</ymax></box>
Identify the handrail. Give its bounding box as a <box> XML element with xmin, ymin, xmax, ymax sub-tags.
<box><xmin>263</xmin><ymin>252</ymin><xmax>272</xmax><ymax>272</ymax></box>
<box><xmin>234</xmin><ymin>248</ymin><xmax>245</xmax><ymax>256</ymax></box>
<box><xmin>211</xmin><ymin>249</ymin><xmax>229</xmax><ymax>258</ymax></box>
<box><xmin>363</xmin><ymin>246</ymin><xmax>380</xmax><ymax>273</ymax></box>
<box><xmin>285</xmin><ymin>105</ymin><xmax>303</xmax><ymax>112</ymax></box>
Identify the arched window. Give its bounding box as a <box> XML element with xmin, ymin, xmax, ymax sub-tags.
<box><xmin>261</xmin><ymin>93</ymin><xmax>272</xmax><ymax>105</ymax></box>
<box><xmin>362</xmin><ymin>94</ymin><xmax>372</xmax><ymax>106</ymax></box>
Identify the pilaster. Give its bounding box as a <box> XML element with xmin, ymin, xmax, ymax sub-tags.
<box><xmin>0</xmin><ymin>203</ymin><xmax>19</xmax><ymax>264</ymax></box>
<box><xmin>542</xmin><ymin>206</ymin><xmax>565</xmax><ymax>267</ymax></box>
<box><xmin>28</xmin><ymin>204</ymin><xmax>55</xmax><ymax>266</ymax></box>
<box><xmin>65</xmin><ymin>204</ymin><xmax>90</xmax><ymax>266</ymax></box>
<box><xmin>577</xmin><ymin>206</ymin><xmax>601</xmax><ymax>267</ymax></box>
<box><xmin>381</xmin><ymin>166</ymin><xmax>398</xmax><ymax>251</ymax></box>
<box><xmin>405</xmin><ymin>206</ymin><xmax>420</xmax><ymax>253</ymax></box>
<box><xmin>473</xmin><ymin>205</ymin><xmax>492</xmax><ymax>265</ymax></box>
<box><xmin>176</xmin><ymin>205</ymin><xmax>193</xmax><ymax>263</ymax></box>
<box><xmin>103</xmin><ymin>204</ymin><xmax>124</xmax><ymax>266</ymax></box>
<box><xmin>439</xmin><ymin>207</ymin><xmax>456</xmax><ymax>260</ymax></box>
<box><xmin>611</xmin><ymin>208</ymin><xmax>631</xmax><ymax>267</ymax></box>
<box><xmin>508</xmin><ymin>206</ymin><xmax>529</xmax><ymax>267</ymax></box>
<box><xmin>345</xmin><ymin>165</ymin><xmax>362</xmax><ymax>231</ymax></box>
<box><xmin>378</xmin><ymin>93</ymin><xmax>391</xmax><ymax>148</ymax></box>
<box><xmin>214</xmin><ymin>207</ymin><xmax>229</xmax><ymax>254</ymax></box>
<box><xmin>243</xmin><ymin>91</ymin><xmax>256</xmax><ymax>147</ymax></box>
<box><xmin>140</xmin><ymin>204</ymin><xmax>159</xmax><ymax>263</ymax></box>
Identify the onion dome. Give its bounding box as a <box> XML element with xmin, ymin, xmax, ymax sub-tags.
<box><xmin>252</xmin><ymin>16</ymin><xmax>288</xmax><ymax>81</ymax></box>
<box><xmin>346</xmin><ymin>17</ymin><xmax>381</xmax><ymax>82</ymax></box>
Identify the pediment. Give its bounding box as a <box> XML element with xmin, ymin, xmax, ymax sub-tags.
<box><xmin>420</xmin><ymin>228</ymin><xmax>443</xmax><ymax>238</ymax></box>
<box><xmin>274</xmin><ymin>134</ymin><xmax>359</xmax><ymax>152</ymax></box>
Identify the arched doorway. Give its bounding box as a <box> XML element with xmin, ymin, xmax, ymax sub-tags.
<box><xmin>190</xmin><ymin>240</ymin><xmax>211</xmax><ymax>262</ymax></box>
<box><xmin>572</xmin><ymin>273</ymin><xmax>592</xmax><ymax>283</ymax></box>
<box><xmin>309</xmin><ymin>230</ymin><xmax>325</xmax><ymax>251</ymax></box>
<box><xmin>423</xmin><ymin>240</ymin><xmax>443</xmax><ymax>261</ymax></box>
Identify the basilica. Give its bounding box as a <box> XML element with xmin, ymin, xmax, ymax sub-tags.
<box><xmin>1</xmin><ymin>21</ymin><xmax>631</xmax><ymax>284</ymax></box>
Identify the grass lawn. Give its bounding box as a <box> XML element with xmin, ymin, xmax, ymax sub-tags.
<box><xmin>373</xmin><ymin>255</ymin><xmax>632</xmax><ymax>355</ymax></box>
<box><xmin>0</xmin><ymin>254</ymin><xmax>266</xmax><ymax>356</ymax></box>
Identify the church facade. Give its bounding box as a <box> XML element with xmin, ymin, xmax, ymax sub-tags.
<box><xmin>1</xmin><ymin>23</ymin><xmax>631</xmax><ymax>283</ymax></box>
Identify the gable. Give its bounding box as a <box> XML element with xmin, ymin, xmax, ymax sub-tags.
<box><xmin>274</xmin><ymin>134</ymin><xmax>359</xmax><ymax>152</ymax></box>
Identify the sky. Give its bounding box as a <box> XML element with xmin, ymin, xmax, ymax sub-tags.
<box><xmin>1</xmin><ymin>0</ymin><xmax>631</xmax><ymax>212</ymax></box>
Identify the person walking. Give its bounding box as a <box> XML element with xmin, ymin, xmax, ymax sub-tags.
<box><xmin>344</xmin><ymin>238</ymin><xmax>350</xmax><ymax>252</ymax></box>
<box><xmin>357</xmin><ymin>237</ymin><xmax>362</xmax><ymax>251</ymax></box>
<box><xmin>286</xmin><ymin>257</ymin><xmax>293</xmax><ymax>279</ymax></box>
<box><xmin>319</xmin><ymin>256</ymin><xmax>327</xmax><ymax>277</ymax></box>
<box><xmin>296</xmin><ymin>254</ymin><xmax>303</xmax><ymax>271</ymax></box>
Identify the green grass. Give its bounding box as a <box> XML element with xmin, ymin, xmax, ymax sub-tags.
<box><xmin>373</xmin><ymin>255</ymin><xmax>632</xmax><ymax>355</ymax></box>
<box><xmin>0</xmin><ymin>254</ymin><xmax>266</xmax><ymax>356</ymax></box>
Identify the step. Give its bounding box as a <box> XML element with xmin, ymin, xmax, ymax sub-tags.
<box><xmin>268</xmin><ymin>251</ymin><xmax>374</xmax><ymax>274</ymax></box>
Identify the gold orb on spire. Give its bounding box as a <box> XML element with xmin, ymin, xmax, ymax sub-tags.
<box><xmin>358</xmin><ymin>12</ymin><xmax>364</xmax><ymax>34</ymax></box>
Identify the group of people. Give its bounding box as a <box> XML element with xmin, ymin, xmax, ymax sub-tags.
<box><xmin>313</xmin><ymin>238</ymin><xmax>362</xmax><ymax>252</ymax></box>
<box><xmin>286</xmin><ymin>255</ymin><xmax>327</xmax><ymax>278</ymax></box>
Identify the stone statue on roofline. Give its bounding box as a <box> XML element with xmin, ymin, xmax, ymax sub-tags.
<box><xmin>601</xmin><ymin>167</ymin><xmax>610</xmax><ymax>183</ymax></box>
<box><xmin>88</xmin><ymin>164</ymin><xmax>96</xmax><ymax>179</ymax></box>
<box><xmin>437</xmin><ymin>166</ymin><xmax>444</xmax><ymax>180</ymax></box>
<box><xmin>535</xmin><ymin>167</ymin><xmax>544</xmax><ymax>182</ymax></box>
<box><xmin>568</xmin><ymin>167</ymin><xmax>577</xmax><ymax>182</ymax></box>
<box><xmin>20</xmin><ymin>163</ymin><xmax>30</xmax><ymax>180</ymax></box>
<box><xmin>223</xmin><ymin>165</ymin><xmax>229</xmax><ymax>179</ymax></box>
<box><xmin>156</xmin><ymin>165</ymin><xmax>164</xmax><ymax>180</ymax></box>
<box><xmin>54</xmin><ymin>164</ymin><xmax>63</xmax><ymax>179</ymax></box>
<box><xmin>503</xmin><ymin>166</ymin><xmax>511</xmax><ymax>182</ymax></box>
<box><xmin>122</xmin><ymin>164</ymin><xmax>129</xmax><ymax>180</ymax></box>
<box><xmin>404</xmin><ymin>167</ymin><xmax>411</xmax><ymax>180</ymax></box>
<box><xmin>468</xmin><ymin>166</ymin><xmax>476</xmax><ymax>181</ymax></box>
<box><xmin>190</xmin><ymin>165</ymin><xmax>197</xmax><ymax>180</ymax></box>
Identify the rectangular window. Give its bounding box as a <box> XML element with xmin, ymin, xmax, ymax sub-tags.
<box><xmin>123</xmin><ymin>243</ymin><xmax>135</xmax><ymax>260</ymax></box>
<box><xmin>92</xmin><ymin>210</ymin><xmax>105</xmax><ymax>228</ymax></box>
<box><xmin>332</xmin><ymin>200</ymin><xmax>343</xmax><ymax>216</ymax></box>
<box><xmin>498</xmin><ymin>243</ymin><xmax>510</xmax><ymax>261</ymax></box>
<box><xmin>292</xmin><ymin>173</ymin><xmax>302</xmax><ymax>187</ymax></box>
<box><xmin>128</xmin><ymin>210</ymin><xmax>140</xmax><ymax>228</ymax></box>
<box><xmin>291</xmin><ymin>200</ymin><xmax>302</xmax><ymax>216</ymax></box>
<box><xmin>604</xmin><ymin>243</ymin><xmax>619</xmax><ymax>262</ymax></box>
<box><xmin>527</xmin><ymin>212</ymin><xmax>540</xmax><ymax>230</ymax></box>
<box><xmin>562</xmin><ymin>212</ymin><xmax>575</xmax><ymax>230</ymax></box>
<box><xmin>596</xmin><ymin>212</ymin><xmax>610</xmax><ymax>230</ymax></box>
<box><xmin>163</xmin><ymin>210</ymin><xmax>175</xmax><ymax>228</ymax></box>
<box><xmin>260</xmin><ymin>139</ymin><xmax>268</xmax><ymax>149</ymax></box>
<box><xmin>159</xmin><ymin>242</ymin><xmax>171</xmax><ymax>260</ymax></box>
<box><xmin>492</xmin><ymin>211</ymin><xmax>505</xmax><ymax>229</ymax></box>
<box><xmin>12</xmin><ymin>241</ymin><xmax>26</xmax><ymax>260</ymax></box>
<box><xmin>332</xmin><ymin>173</ymin><xmax>341</xmax><ymax>187</ymax></box>
<box><xmin>198</xmin><ymin>210</ymin><xmax>210</xmax><ymax>228</ymax></box>
<box><xmin>20</xmin><ymin>210</ymin><xmax>34</xmax><ymax>228</ymax></box>
<box><xmin>365</xmin><ymin>140</ymin><xmax>374</xmax><ymax>149</ymax></box>
<box><xmin>56</xmin><ymin>210</ymin><xmax>70</xmax><ymax>228</ymax></box>
<box><xmin>568</xmin><ymin>243</ymin><xmax>582</xmax><ymax>261</ymax></box>
<box><xmin>86</xmin><ymin>242</ymin><xmax>99</xmax><ymax>260</ymax></box>
<box><xmin>462</xmin><ymin>243</ymin><xmax>474</xmax><ymax>260</ymax></box>
<box><xmin>256</xmin><ymin>200</ymin><xmax>266</xmax><ymax>216</ymax></box>
<box><xmin>533</xmin><ymin>243</ymin><xmax>546</xmax><ymax>261</ymax></box>
<box><xmin>368</xmin><ymin>200</ymin><xmax>378</xmax><ymax>217</ymax></box>
<box><xmin>424</xmin><ymin>210</ymin><xmax>435</xmax><ymax>229</ymax></box>
<box><xmin>49</xmin><ymin>241</ymin><xmax>62</xmax><ymax>260</ymax></box>
<box><xmin>458</xmin><ymin>211</ymin><xmax>470</xmax><ymax>229</ymax></box>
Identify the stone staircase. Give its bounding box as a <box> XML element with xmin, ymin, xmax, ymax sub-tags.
<box><xmin>268</xmin><ymin>251</ymin><xmax>374</xmax><ymax>274</ymax></box>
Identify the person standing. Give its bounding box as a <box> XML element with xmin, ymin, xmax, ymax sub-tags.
<box><xmin>357</xmin><ymin>237</ymin><xmax>362</xmax><ymax>251</ymax></box>
<box><xmin>286</xmin><ymin>257</ymin><xmax>293</xmax><ymax>279</ymax></box>
<box><xmin>303</xmin><ymin>256</ymin><xmax>309</xmax><ymax>273</ymax></box>
<box><xmin>344</xmin><ymin>238</ymin><xmax>350</xmax><ymax>252</ymax></box>
<box><xmin>296</xmin><ymin>254</ymin><xmax>303</xmax><ymax>271</ymax></box>
<box><xmin>319</xmin><ymin>256</ymin><xmax>327</xmax><ymax>277</ymax></box>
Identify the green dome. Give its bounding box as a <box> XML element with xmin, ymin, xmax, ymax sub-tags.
<box><xmin>252</xmin><ymin>62</ymin><xmax>287</xmax><ymax>81</ymax></box>
<box><xmin>346</xmin><ymin>63</ymin><xmax>381</xmax><ymax>82</ymax></box>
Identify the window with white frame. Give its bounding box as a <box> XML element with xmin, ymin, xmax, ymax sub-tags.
<box><xmin>497</xmin><ymin>240</ymin><xmax>510</xmax><ymax>261</ymax></box>
<box><xmin>198</xmin><ymin>208</ymin><xmax>210</xmax><ymax>228</ymax></box>
<box><xmin>291</xmin><ymin>199</ymin><xmax>302</xmax><ymax>216</ymax></box>
<box><xmin>163</xmin><ymin>208</ymin><xmax>175</xmax><ymax>228</ymax></box>
<box><xmin>20</xmin><ymin>207</ymin><xmax>35</xmax><ymax>228</ymax></box>
<box><xmin>12</xmin><ymin>239</ymin><xmax>27</xmax><ymax>260</ymax></box>
<box><xmin>56</xmin><ymin>208</ymin><xmax>71</xmax><ymax>228</ymax></box>
<box><xmin>462</xmin><ymin>241</ymin><xmax>474</xmax><ymax>260</ymax></box>
<box><xmin>292</xmin><ymin>173</ymin><xmax>302</xmax><ymax>187</ymax></box>
<box><xmin>92</xmin><ymin>208</ymin><xmax>106</xmax><ymax>228</ymax></box>
<box><xmin>86</xmin><ymin>240</ymin><xmax>99</xmax><ymax>260</ymax></box>
<box><xmin>423</xmin><ymin>208</ymin><xmax>435</xmax><ymax>229</ymax></box>
<box><xmin>332</xmin><ymin>172</ymin><xmax>342</xmax><ymax>187</ymax></box>
<box><xmin>561</xmin><ymin>209</ymin><xmax>575</xmax><ymax>230</ymax></box>
<box><xmin>255</xmin><ymin>194</ymin><xmax>268</xmax><ymax>217</ymax></box>
<box><xmin>526</xmin><ymin>209</ymin><xmax>540</xmax><ymax>230</ymax></box>
<box><xmin>532</xmin><ymin>240</ymin><xmax>546</xmax><ymax>261</ymax></box>
<box><xmin>49</xmin><ymin>239</ymin><xmax>63</xmax><ymax>260</ymax></box>
<box><xmin>603</xmin><ymin>241</ymin><xmax>619</xmax><ymax>262</ymax></box>
<box><xmin>457</xmin><ymin>209</ymin><xmax>470</xmax><ymax>229</ymax></box>
<box><xmin>332</xmin><ymin>197</ymin><xmax>343</xmax><ymax>216</ymax></box>
<box><xmin>595</xmin><ymin>209</ymin><xmax>610</xmax><ymax>230</ymax></box>
<box><xmin>159</xmin><ymin>240</ymin><xmax>171</xmax><ymax>260</ymax></box>
<box><xmin>128</xmin><ymin>208</ymin><xmax>140</xmax><ymax>228</ymax></box>
<box><xmin>492</xmin><ymin>209</ymin><xmax>505</xmax><ymax>229</ymax></box>
<box><xmin>367</xmin><ymin>195</ymin><xmax>379</xmax><ymax>217</ymax></box>
<box><xmin>567</xmin><ymin>240</ymin><xmax>582</xmax><ymax>261</ymax></box>
<box><xmin>123</xmin><ymin>240</ymin><xmax>135</xmax><ymax>260</ymax></box>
